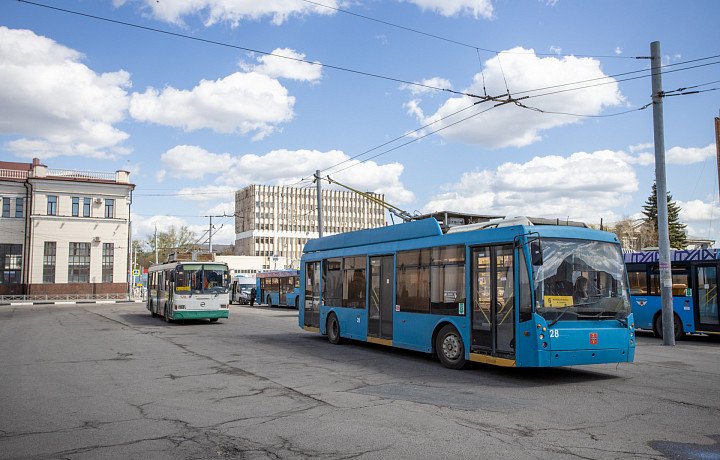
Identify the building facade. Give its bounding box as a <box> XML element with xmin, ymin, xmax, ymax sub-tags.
<box><xmin>234</xmin><ymin>184</ymin><xmax>386</xmax><ymax>268</ymax></box>
<box><xmin>0</xmin><ymin>159</ymin><xmax>134</xmax><ymax>296</ymax></box>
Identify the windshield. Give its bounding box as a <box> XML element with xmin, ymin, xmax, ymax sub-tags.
<box><xmin>176</xmin><ymin>264</ymin><xmax>229</xmax><ymax>294</ymax></box>
<box><xmin>533</xmin><ymin>239</ymin><xmax>630</xmax><ymax>323</ymax></box>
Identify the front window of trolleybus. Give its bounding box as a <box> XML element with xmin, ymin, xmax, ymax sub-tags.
<box><xmin>175</xmin><ymin>264</ymin><xmax>229</xmax><ymax>294</ymax></box>
<box><xmin>532</xmin><ymin>239</ymin><xmax>631</xmax><ymax>326</ymax></box>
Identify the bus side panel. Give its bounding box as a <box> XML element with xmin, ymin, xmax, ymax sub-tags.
<box><xmin>286</xmin><ymin>291</ymin><xmax>300</xmax><ymax>308</ymax></box>
<box><xmin>323</xmin><ymin>306</ymin><xmax>367</xmax><ymax>341</ymax></box>
<box><xmin>631</xmin><ymin>295</ymin><xmax>696</xmax><ymax>333</ymax></box>
<box><xmin>393</xmin><ymin>312</ymin><xmax>468</xmax><ymax>354</ymax></box>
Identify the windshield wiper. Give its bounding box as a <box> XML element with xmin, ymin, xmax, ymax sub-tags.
<box><xmin>548</xmin><ymin>308</ymin><xmax>573</xmax><ymax>327</ymax></box>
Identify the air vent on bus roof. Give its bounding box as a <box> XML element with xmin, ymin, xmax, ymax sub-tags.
<box><xmin>446</xmin><ymin>216</ymin><xmax>533</xmax><ymax>234</ymax></box>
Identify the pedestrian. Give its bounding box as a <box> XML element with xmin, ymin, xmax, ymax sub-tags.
<box><xmin>250</xmin><ymin>287</ymin><xmax>256</xmax><ymax>307</ymax></box>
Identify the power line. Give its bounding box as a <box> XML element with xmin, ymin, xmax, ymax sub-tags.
<box><xmin>16</xmin><ymin>0</ymin><xmax>483</xmax><ymax>100</ymax></box>
<box><xmin>297</xmin><ymin>0</ymin><xmax>645</xmax><ymax>60</ymax></box>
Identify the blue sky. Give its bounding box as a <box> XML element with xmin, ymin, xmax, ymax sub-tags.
<box><xmin>1</xmin><ymin>0</ymin><xmax>719</xmax><ymax>246</ymax></box>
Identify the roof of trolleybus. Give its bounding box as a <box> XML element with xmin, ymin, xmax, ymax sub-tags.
<box><xmin>302</xmin><ymin>217</ymin><xmax>622</xmax><ymax>256</ymax></box>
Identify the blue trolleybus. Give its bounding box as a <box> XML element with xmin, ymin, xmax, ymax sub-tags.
<box><xmin>257</xmin><ymin>270</ymin><xmax>301</xmax><ymax>308</ymax></box>
<box><xmin>624</xmin><ymin>249</ymin><xmax>720</xmax><ymax>339</ymax></box>
<box><xmin>298</xmin><ymin>217</ymin><xmax>635</xmax><ymax>369</ymax></box>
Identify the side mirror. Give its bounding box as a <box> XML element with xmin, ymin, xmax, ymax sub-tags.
<box><xmin>530</xmin><ymin>240</ymin><xmax>543</xmax><ymax>266</ymax></box>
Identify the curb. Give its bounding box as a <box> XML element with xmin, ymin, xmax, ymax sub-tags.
<box><xmin>0</xmin><ymin>299</ymin><xmax>145</xmax><ymax>306</ymax></box>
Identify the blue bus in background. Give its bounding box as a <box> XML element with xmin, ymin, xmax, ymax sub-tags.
<box><xmin>299</xmin><ymin>217</ymin><xmax>635</xmax><ymax>369</ymax></box>
<box><xmin>624</xmin><ymin>249</ymin><xmax>720</xmax><ymax>339</ymax></box>
<box><xmin>257</xmin><ymin>270</ymin><xmax>301</xmax><ymax>308</ymax></box>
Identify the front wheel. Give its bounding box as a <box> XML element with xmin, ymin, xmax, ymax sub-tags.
<box><xmin>436</xmin><ymin>325</ymin><xmax>466</xmax><ymax>369</ymax></box>
<box><xmin>653</xmin><ymin>313</ymin><xmax>683</xmax><ymax>340</ymax></box>
<box><xmin>327</xmin><ymin>314</ymin><xmax>341</xmax><ymax>344</ymax></box>
<box><xmin>209</xmin><ymin>318</ymin><xmax>219</xmax><ymax>323</ymax></box>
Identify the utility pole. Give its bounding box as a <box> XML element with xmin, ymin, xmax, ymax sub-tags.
<box><xmin>650</xmin><ymin>41</ymin><xmax>675</xmax><ymax>346</ymax></box>
<box><xmin>154</xmin><ymin>224</ymin><xmax>158</xmax><ymax>264</ymax></box>
<box><xmin>209</xmin><ymin>216</ymin><xmax>213</xmax><ymax>253</ymax></box>
<box><xmin>315</xmin><ymin>170</ymin><xmax>324</xmax><ymax>237</ymax></box>
<box><xmin>715</xmin><ymin>112</ymin><xmax>720</xmax><ymax>200</ymax></box>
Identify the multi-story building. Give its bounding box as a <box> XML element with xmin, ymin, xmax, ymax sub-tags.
<box><xmin>234</xmin><ymin>184</ymin><xmax>386</xmax><ymax>268</ymax></box>
<box><xmin>0</xmin><ymin>158</ymin><xmax>134</xmax><ymax>297</ymax></box>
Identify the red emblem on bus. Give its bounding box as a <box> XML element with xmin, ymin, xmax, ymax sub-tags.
<box><xmin>589</xmin><ymin>332</ymin><xmax>598</xmax><ymax>345</ymax></box>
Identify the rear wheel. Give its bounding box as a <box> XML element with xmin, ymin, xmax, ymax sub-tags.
<box><xmin>653</xmin><ymin>313</ymin><xmax>683</xmax><ymax>340</ymax></box>
<box><xmin>327</xmin><ymin>313</ymin><xmax>341</xmax><ymax>344</ymax></box>
<box><xmin>209</xmin><ymin>318</ymin><xmax>219</xmax><ymax>323</ymax></box>
<box><xmin>294</xmin><ymin>298</ymin><xmax>299</xmax><ymax>310</ymax></box>
<box><xmin>436</xmin><ymin>325</ymin><xmax>466</xmax><ymax>369</ymax></box>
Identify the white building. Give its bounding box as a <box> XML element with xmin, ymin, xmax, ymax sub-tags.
<box><xmin>215</xmin><ymin>255</ymin><xmax>288</xmax><ymax>277</ymax></box>
<box><xmin>0</xmin><ymin>159</ymin><xmax>134</xmax><ymax>297</ymax></box>
<box><xmin>234</xmin><ymin>184</ymin><xmax>386</xmax><ymax>268</ymax></box>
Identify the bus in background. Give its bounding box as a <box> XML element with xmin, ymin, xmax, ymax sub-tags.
<box><xmin>624</xmin><ymin>249</ymin><xmax>719</xmax><ymax>339</ymax></box>
<box><xmin>257</xmin><ymin>270</ymin><xmax>301</xmax><ymax>308</ymax></box>
<box><xmin>299</xmin><ymin>217</ymin><xmax>635</xmax><ymax>369</ymax></box>
<box><xmin>230</xmin><ymin>275</ymin><xmax>257</xmax><ymax>305</ymax></box>
<box><xmin>147</xmin><ymin>257</ymin><xmax>231</xmax><ymax>322</ymax></box>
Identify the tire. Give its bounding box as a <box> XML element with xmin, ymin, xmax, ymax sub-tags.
<box><xmin>267</xmin><ymin>295</ymin><xmax>272</xmax><ymax>307</ymax></box>
<box><xmin>436</xmin><ymin>324</ymin><xmax>466</xmax><ymax>369</ymax></box>
<box><xmin>653</xmin><ymin>313</ymin><xmax>683</xmax><ymax>340</ymax></box>
<box><xmin>209</xmin><ymin>318</ymin><xmax>219</xmax><ymax>323</ymax></box>
<box><xmin>327</xmin><ymin>313</ymin><xmax>341</xmax><ymax>344</ymax></box>
<box><xmin>164</xmin><ymin>304</ymin><xmax>172</xmax><ymax>323</ymax></box>
<box><xmin>294</xmin><ymin>298</ymin><xmax>299</xmax><ymax>310</ymax></box>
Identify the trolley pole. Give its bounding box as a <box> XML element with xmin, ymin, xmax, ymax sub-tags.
<box><xmin>650</xmin><ymin>41</ymin><xmax>675</xmax><ymax>346</ymax></box>
<box><xmin>715</xmin><ymin>113</ymin><xmax>720</xmax><ymax>200</ymax></box>
<box><xmin>315</xmin><ymin>170</ymin><xmax>324</xmax><ymax>237</ymax></box>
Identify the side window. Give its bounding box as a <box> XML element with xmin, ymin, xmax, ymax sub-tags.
<box><xmin>322</xmin><ymin>258</ymin><xmax>342</xmax><ymax>306</ymax></box>
<box><xmin>396</xmin><ymin>248</ymin><xmax>430</xmax><ymax>313</ymax></box>
<box><xmin>626</xmin><ymin>264</ymin><xmax>648</xmax><ymax>295</ymax></box>
<box><xmin>343</xmin><ymin>256</ymin><xmax>366</xmax><ymax>308</ymax></box>
<box><xmin>649</xmin><ymin>266</ymin><xmax>689</xmax><ymax>296</ymax></box>
<box><xmin>429</xmin><ymin>245</ymin><xmax>465</xmax><ymax>316</ymax></box>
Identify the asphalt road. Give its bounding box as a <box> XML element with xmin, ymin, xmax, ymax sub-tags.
<box><xmin>1</xmin><ymin>302</ymin><xmax>719</xmax><ymax>459</ymax></box>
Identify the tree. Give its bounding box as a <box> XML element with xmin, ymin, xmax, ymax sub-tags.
<box><xmin>641</xmin><ymin>182</ymin><xmax>687</xmax><ymax>249</ymax></box>
<box><xmin>134</xmin><ymin>225</ymin><xmax>198</xmax><ymax>267</ymax></box>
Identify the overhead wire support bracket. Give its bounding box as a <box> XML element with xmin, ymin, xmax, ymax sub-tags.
<box><xmin>325</xmin><ymin>176</ymin><xmax>415</xmax><ymax>223</ymax></box>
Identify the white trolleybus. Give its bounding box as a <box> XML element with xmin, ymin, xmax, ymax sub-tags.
<box><xmin>147</xmin><ymin>256</ymin><xmax>231</xmax><ymax>323</ymax></box>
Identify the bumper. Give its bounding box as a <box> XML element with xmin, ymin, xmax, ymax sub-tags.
<box><xmin>544</xmin><ymin>347</ymin><xmax>635</xmax><ymax>366</ymax></box>
<box><xmin>171</xmin><ymin>310</ymin><xmax>229</xmax><ymax>320</ymax></box>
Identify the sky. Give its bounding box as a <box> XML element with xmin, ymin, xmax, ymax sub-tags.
<box><xmin>1</xmin><ymin>0</ymin><xmax>719</xmax><ymax>247</ymax></box>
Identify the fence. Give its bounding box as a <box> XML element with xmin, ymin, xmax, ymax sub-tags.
<box><xmin>0</xmin><ymin>293</ymin><xmax>131</xmax><ymax>303</ymax></box>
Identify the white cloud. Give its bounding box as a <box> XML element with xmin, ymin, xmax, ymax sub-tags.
<box><xmin>666</xmin><ymin>144</ymin><xmax>715</xmax><ymax>164</ymax></box>
<box><xmin>251</xmin><ymin>48</ymin><xmax>322</xmax><ymax>82</ymax></box>
<box><xmin>401</xmin><ymin>0</ymin><xmax>494</xmax><ymax>19</ymax></box>
<box><xmin>549</xmin><ymin>45</ymin><xmax>562</xmax><ymax>55</ymax></box>
<box><xmin>423</xmin><ymin>149</ymin><xmax>638</xmax><ymax>224</ymax></box>
<box><xmin>0</xmin><ymin>27</ymin><xmax>131</xmax><ymax>159</ymax></box>
<box><xmin>629</xmin><ymin>142</ymin><xmax>652</xmax><ymax>153</ymax></box>
<box><xmin>130</xmin><ymin>71</ymin><xmax>295</xmax><ymax>139</ymax></box>
<box><xmin>160</xmin><ymin>145</ymin><xmax>235</xmax><ymax>180</ymax></box>
<box><xmin>615</xmin><ymin>46</ymin><xmax>623</xmax><ymax>55</ymax></box>
<box><xmin>115</xmin><ymin>0</ymin><xmax>337</xmax><ymax>27</ymax></box>
<box><xmin>407</xmin><ymin>47</ymin><xmax>624</xmax><ymax>149</ymax></box>
<box><xmin>677</xmin><ymin>199</ymin><xmax>720</xmax><ymax>241</ymax></box>
<box><xmin>131</xmin><ymin>213</ymin><xmax>188</xmax><ymax>239</ymax></box>
<box><xmin>204</xmin><ymin>201</ymin><xmax>235</xmax><ymax>216</ymax></box>
<box><xmin>400</xmin><ymin>77</ymin><xmax>453</xmax><ymax>95</ymax></box>
<box><xmin>160</xmin><ymin>146</ymin><xmax>415</xmax><ymax>204</ymax></box>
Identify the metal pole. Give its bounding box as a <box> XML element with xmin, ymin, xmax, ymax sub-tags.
<box><xmin>651</xmin><ymin>41</ymin><xmax>675</xmax><ymax>346</ymax></box>
<box><xmin>154</xmin><ymin>224</ymin><xmax>158</xmax><ymax>264</ymax></box>
<box><xmin>209</xmin><ymin>216</ymin><xmax>213</xmax><ymax>253</ymax></box>
<box><xmin>315</xmin><ymin>170</ymin><xmax>324</xmax><ymax>237</ymax></box>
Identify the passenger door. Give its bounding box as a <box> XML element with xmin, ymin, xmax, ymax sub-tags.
<box><xmin>304</xmin><ymin>262</ymin><xmax>321</xmax><ymax>328</ymax></box>
<box><xmin>471</xmin><ymin>245</ymin><xmax>516</xmax><ymax>357</ymax></box>
<box><xmin>695</xmin><ymin>264</ymin><xmax>719</xmax><ymax>331</ymax></box>
<box><xmin>368</xmin><ymin>255</ymin><xmax>394</xmax><ymax>340</ymax></box>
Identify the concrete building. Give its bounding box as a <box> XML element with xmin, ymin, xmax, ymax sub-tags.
<box><xmin>0</xmin><ymin>159</ymin><xmax>134</xmax><ymax>297</ymax></box>
<box><xmin>234</xmin><ymin>184</ymin><xmax>386</xmax><ymax>268</ymax></box>
<box><xmin>215</xmin><ymin>255</ymin><xmax>288</xmax><ymax>277</ymax></box>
